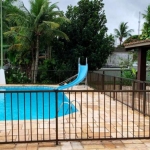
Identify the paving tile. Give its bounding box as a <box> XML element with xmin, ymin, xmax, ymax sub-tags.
<box><xmin>38</xmin><ymin>142</ymin><xmax>56</xmax><ymax>147</ymax></box>
<box><xmin>71</xmin><ymin>141</ymin><xmax>83</xmax><ymax>149</ymax></box>
<box><xmin>124</xmin><ymin>143</ymin><xmax>146</xmax><ymax>148</ymax></box>
<box><xmin>38</xmin><ymin>147</ymin><xmax>60</xmax><ymax>150</ymax></box>
<box><xmin>27</xmin><ymin>147</ymin><xmax>38</xmax><ymax>150</ymax></box>
<box><xmin>121</xmin><ymin>140</ymin><xmax>133</xmax><ymax>144</ymax></box>
<box><xmin>0</xmin><ymin>144</ymin><xmax>15</xmax><ymax>149</ymax></box>
<box><xmin>60</xmin><ymin>142</ymin><xmax>72</xmax><ymax>150</ymax></box>
<box><xmin>103</xmin><ymin>143</ymin><xmax>116</xmax><ymax>149</ymax></box>
<box><xmin>15</xmin><ymin>147</ymin><xmax>26</xmax><ymax>150</ymax></box>
<box><xmin>83</xmin><ymin>145</ymin><xmax>104</xmax><ymax>149</ymax></box>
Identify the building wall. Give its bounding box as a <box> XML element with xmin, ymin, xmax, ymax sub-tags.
<box><xmin>106</xmin><ymin>52</ymin><xmax>133</xmax><ymax>67</ymax></box>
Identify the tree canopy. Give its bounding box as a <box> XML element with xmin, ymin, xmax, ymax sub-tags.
<box><xmin>4</xmin><ymin>0</ymin><xmax>69</xmax><ymax>83</ymax></box>
<box><xmin>2</xmin><ymin>0</ymin><xmax>115</xmax><ymax>83</ymax></box>
<box><xmin>141</xmin><ymin>5</ymin><xmax>150</xmax><ymax>40</ymax></box>
<box><xmin>53</xmin><ymin>0</ymin><xmax>115</xmax><ymax>70</ymax></box>
<box><xmin>114</xmin><ymin>22</ymin><xmax>134</xmax><ymax>45</ymax></box>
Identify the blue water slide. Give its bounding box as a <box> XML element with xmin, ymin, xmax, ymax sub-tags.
<box><xmin>57</xmin><ymin>59</ymin><xmax>88</xmax><ymax>90</ymax></box>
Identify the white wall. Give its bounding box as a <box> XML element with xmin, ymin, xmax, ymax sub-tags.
<box><xmin>0</xmin><ymin>69</ymin><xmax>6</xmax><ymax>84</ymax></box>
<box><xmin>106</xmin><ymin>52</ymin><xmax>133</xmax><ymax>67</ymax></box>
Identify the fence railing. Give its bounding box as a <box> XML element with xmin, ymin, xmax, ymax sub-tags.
<box><xmin>87</xmin><ymin>72</ymin><xmax>150</xmax><ymax>116</ymax></box>
<box><xmin>0</xmin><ymin>88</ymin><xmax>150</xmax><ymax>144</ymax></box>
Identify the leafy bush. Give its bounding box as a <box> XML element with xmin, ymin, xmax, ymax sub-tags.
<box><xmin>5</xmin><ymin>68</ymin><xmax>31</xmax><ymax>84</ymax></box>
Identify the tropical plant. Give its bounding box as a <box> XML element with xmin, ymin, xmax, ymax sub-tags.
<box><xmin>5</xmin><ymin>68</ymin><xmax>31</xmax><ymax>84</ymax></box>
<box><xmin>53</xmin><ymin>0</ymin><xmax>115</xmax><ymax>70</ymax></box>
<box><xmin>4</xmin><ymin>0</ymin><xmax>69</xmax><ymax>83</ymax></box>
<box><xmin>114</xmin><ymin>22</ymin><xmax>134</xmax><ymax>45</ymax></box>
<box><xmin>123</xmin><ymin>35</ymin><xmax>140</xmax><ymax>44</ymax></box>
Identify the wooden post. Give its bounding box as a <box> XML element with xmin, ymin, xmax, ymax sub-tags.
<box><xmin>137</xmin><ymin>48</ymin><xmax>147</xmax><ymax>89</ymax></box>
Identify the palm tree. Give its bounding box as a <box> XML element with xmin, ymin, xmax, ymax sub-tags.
<box><xmin>114</xmin><ymin>22</ymin><xmax>134</xmax><ymax>45</ymax></box>
<box><xmin>5</xmin><ymin>0</ymin><xmax>69</xmax><ymax>83</ymax></box>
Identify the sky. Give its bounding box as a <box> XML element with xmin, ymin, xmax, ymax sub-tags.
<box><xmin>22</xmin><ymin>0</ymin><xmax>150</xmax><ymax>44</ymax></box>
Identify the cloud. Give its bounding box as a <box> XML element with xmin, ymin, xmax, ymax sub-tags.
<box><xmin>104</xmin><ymin>0</ymin><xmax>150</xmax><ymax>35</ymax></box>
<box><xmin>22</xmin><ymin>0</ymin><xmax>150</xmax><ymax>38</ymax></box>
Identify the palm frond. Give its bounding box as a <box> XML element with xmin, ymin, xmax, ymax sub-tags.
<box><xmin>43</xmin><ymin>21</ymin><xmax>60</xmax><ymax>29</ymax></box>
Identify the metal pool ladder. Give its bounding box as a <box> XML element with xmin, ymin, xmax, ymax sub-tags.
<box><xmin>57</xmin><ymin>100</ymin><xmax>81</xmax><ymax>117</ymax></box>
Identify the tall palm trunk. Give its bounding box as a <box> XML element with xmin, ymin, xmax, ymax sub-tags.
<box><xmin>33</xmin><ymin>35</ymin><xmax>39</xmax><ymax>83</ymax></box>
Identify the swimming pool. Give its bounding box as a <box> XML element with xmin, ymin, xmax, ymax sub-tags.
<box><xmin>0</xmin><ymin>86</ymin><xmax>77</xmax><ymax>121</ymax></box>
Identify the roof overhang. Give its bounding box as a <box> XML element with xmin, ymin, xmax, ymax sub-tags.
<box><xmin>124</xmin><ymin>40</ymin><xmax>150</xmax><ymax>51</ymax></box>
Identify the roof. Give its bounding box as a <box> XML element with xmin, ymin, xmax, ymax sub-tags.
<box><xmin>124</xmin><ymin>39</ymin><xmax>150</xmax><ymax>50</ymax></box>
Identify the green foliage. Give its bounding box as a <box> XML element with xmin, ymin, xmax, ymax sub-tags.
<box><xmin>4</xmin><ymin>0</ymin><xmax>69</xmax><ymax>83</ymax></box>
<box><xmin>141</xmin><ymin>5</ymin><xmax>150</xmax><ymax>40</ymax></box>
<box><xmin>114</xmin><ymin>22</ymin><xmax>134</xmax><ymax>45</ymax></box>
<box><xmin>37</xmin><ymin>59</ymin><xmax>77</xmax><ymax>84</ymax></box>
<box><xmin>5</xmin><ymin>68</ymin><xmax>31</xmax><ymax>84</ymax></box>
<box><xmin>122</xmin><ymin>70</ymin><xmax>136</xmax><ymax>79</ymax></box>
<box><xmin>53</xmin><ymin>0</ymin><xmax>115</xmax><ymax>71</ymax></box>
<box><xmin>123</xmin><ymin>35</ymin><xmax>140</xmax><ymax>44</ymax></box>
<box><xmin>147</xmin><ymin>50</ymin><xmax>150</xmax><ymax>61</ymax></box>
<box><xmin>37</xmin><ymin>59</ymin><xmax>56</xmax><ymax>84</ymax></box>
<box><xmin>121</xmin><ymin>70</ymin><xmax>136</xmax><ymax>86</ymax></box>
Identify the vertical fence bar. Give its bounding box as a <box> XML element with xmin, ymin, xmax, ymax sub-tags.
<box><xmin>17</xmin><ymin>92</ymin><xmax>20</xmax><ymax>141</ymax></box>
<box><xmin>113</xmin><ymin>77</ymin><xmax>116</xmax><ymax>100</ymax></box>
<box><xmin>24</xmin><ymin>92</ymin><xmax>26</xmax><ymax>142</ymax></box>
<box><xmin>127</xmin><ymin>90</ymin><xmax>129</xmax><ymax>138</ymax></box>
<box><xmin>132</xmin><ymin>81</ymin><xmax>135</xmax><ymax>111</ymax></box>
<box><xmin>30</xmin><ymin>92</ymin><xmax>32</xmax><ymax>141</ymax></box>
<box><xmin>55</xmin><ymin>90</ymin><xmax>58</xmax><ymax>145</ymax></box>
<box><xmin>63</xmin><ymin>92</ymin><xmax>65</xmax><ymax>139</ymax></box>
<box><xmin>75</xmin><ymin>91</ymin><xmax>77</xmax><ymax>139</ymax></box>
<box><xmin>87</xmin><ymin>91</ymin><xmax>89</xmax><ymax>139</ymax></box>
<box><xmin>48</xmin><ymin>92</ymin><xmax>50</xmax><ymax>140</ymax></box>
<box><xmin>69</xmin><ymin>92</ymin><xmax>71</xmax><ymax>139</ymax></box>
<box><xmin>42</xmin><ymin>92</ymin><xmax>44</xmax><ymax>140</ymax></box>
<box><xmin>11</xmin><ymin>93</ymin><xmax>13</xmax><ymax>142</ymax></box>
<box><xmin>110</xmin><ymin>92</ymin><xmax>111</xmax><ymax>138</ymax></box>
<box><xmin>36</xmin><ymin>92</ymin><xmax>38</xmax><ymax>141</ymax></box>
<box><xmin>120</xmin><ymin>72</ymin><xmax>122</xmax><ymax>90</ymax></box>
<box><xmin>143</xmin><ymin>82</ymin><xmax>146</xmax><ymax>116</ymax></box>
<box><xmin>98</xmin><ymin>74</ymin><xmax>100</xmax><ymax>90</ymax></box>
<box><xmin>104</xmin><ymin>91</ymin><xmax>106</xmax><ymax>138</ymax></box>
<box><xmin>102</xmin><ymin>73</ymin><xmax>104</xmax><ymax>91</ymax></box>
<box><xmin>133</xmin><ymin>91</ymin><xmax>135</xmax><ymax>138</ymax></box>
<box><xmin>4</xmin><ymin>92</ymin><xmax>7</xmax><ymax>142</ymax></box>
<box><xmin>121</xmin><ymin>91</ymin><xmax>123</xmax><ymax>138</ymax></box>
<box><xmin>116</xmin><ymin>91</ymin><xmax>117</xmax><ymax>138</ymax></box>
<box><xmin>92</xmin><ymin>92</ymin><xmax>94</xmax><ymax>139</ymax></box>
<box><xmin>138</xmin><ymin>90</ymin><xmax>140</xmax><ymax>138</ymax></box>
<box><xmin>81</xmin><ymin>92</ymin><xmax>83</xmax><ymax>139</ymax></box>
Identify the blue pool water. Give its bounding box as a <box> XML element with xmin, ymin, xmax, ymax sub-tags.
<box><xmin>0</xmin><ymin>86</ymin><xmax>77</xmax><ymax>121</ymax></box>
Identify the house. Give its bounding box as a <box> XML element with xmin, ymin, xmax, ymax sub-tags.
<box><xmin>104</xmin><ymin>47</ymin><xmax>133</xmax><ymax>68</ymax></box>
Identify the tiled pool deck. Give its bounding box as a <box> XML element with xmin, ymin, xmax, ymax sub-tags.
<box><xmin>1</xmin><ymin>140</ymin><xmax>150</xmax><ymax>150</ymax></box>
<box><xmin>1</xmin><ymin>85</ymin><xmax>150</xmax><ymax>149</ymax></box>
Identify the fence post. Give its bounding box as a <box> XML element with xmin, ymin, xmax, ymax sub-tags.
<box><xmin>143</xmin><ymin>82</ymin><xmax>146</xmax><ymax>116</ymax></box>
<box><xmin>113</xmin><ymin>77</ymin><xmax>116</xmax><ymax>100</ymax></box>
<box><xmin>132</xmin><ymin>81</ymin><xmax>135</xmax><ymax>111</ymax></box>
<box><xmin>102</xmin><ymin>72</ymin><xmax>105</xmax><ymax>90</ymax></box>
<box><xmin>55</xmin><ymin>89</ymin><xmax>59</xmax><ymax>145</ymax></box>
<box><xmin>120</xmin><ymin>77</ymin><xmax>122</xmax><ymax>90</ymax></box>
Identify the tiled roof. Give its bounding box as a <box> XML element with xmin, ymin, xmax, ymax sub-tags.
<box><xmin>124</xmin><ymin>39</ymin><xmax>150</xmax><ymax>50</ymax></box>
<box><xmin>124</xmin><ymin>39</ymin><xmax>150</xmax><ymax>46</ymax></box>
